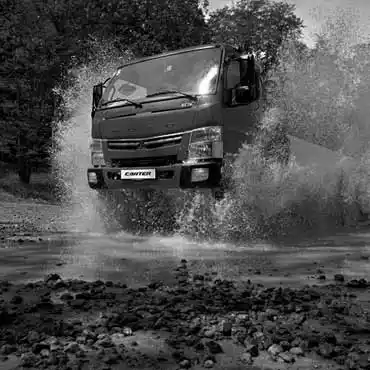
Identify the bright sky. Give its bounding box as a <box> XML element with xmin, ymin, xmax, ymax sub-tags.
<box><xmin>209</xmin><ymin>0</ymin><xmax>370</xmax><ymax>47</ymax></box>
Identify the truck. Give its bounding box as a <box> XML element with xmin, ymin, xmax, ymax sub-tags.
<box><xmin>87</xmin><ymin>43</ymin><xmax>268</xmax><ymax>199</ymax></box>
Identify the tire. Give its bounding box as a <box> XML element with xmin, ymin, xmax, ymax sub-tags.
<box><xmin>18</xmin><ymin>160</ymin><xmax>31</xmax><ymax>184</ymax></box>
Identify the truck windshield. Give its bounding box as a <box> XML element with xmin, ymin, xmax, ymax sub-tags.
<box><xmin>101</xmin><ymin>48</ymin><xmax>222</xmax><ymax>106</ymax></box>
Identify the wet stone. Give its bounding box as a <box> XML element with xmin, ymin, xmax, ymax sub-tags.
<box><xmin>203</xmin><ymin>359</ymin><xmax>215</xmax><ymax>368</ymax></box>
<box><xmin>205</xmin><ymin>340</ymin><xmax>223</xmax><ymax>354</ymax></box>
<box><xmin>268</xmin><ymin>344</ymin><xmax>283</xmax><ymax>357</ymax></box>
<box><xmin>279</xmin><ymin>351</ymin><xmax>295</xmax><ymax>363</ymax></box>
<box><xmin>240</xmin><ymin>352</ymin><xmax>253</xmax><ymax>364</ymax></box>
<box><xmin>32</xmin><ymin>342</ymin><xmax>50</xmax><ymax>354</ymax></box>
<box><xmin>0</xmin><ymin>344</ymin><xmax>16</xmax><ymax>355</ymax></box>
<box><xmin>27</xmin><ymin>331</ymin><xmax>40</xmax><ymax>344</ymax></box>
<box><xmin>244</xmin><ymin>342</ymin><xmax>259</xmax><ymax>357</ymax></box>
<box><xmin>95</xmin><ymin>336</ymin><xmax>114</xmax><ymax>348</ymax></box>
<box><xmin>69</xmin><ymin>299</ymin><xmax>86</xmax><ymax>308</ymax></box>
<box><xmin>290</xmin><ymin>347</ymin><xmax>304</xmax><ymax>356</ymax></box>
<box><xmin>179</xmin><ymin>358</ymin><xmax>191</xmax><ymax>368</ymax></box>
<box><xmin>334</xmin><ymin>274</ymin><xmax>345</xmax><ymax>282</ymax></box>
<box><xmin>203</xmin><ymin>327</ymin><xmax>217</xmax><ymax>338</ymax></box>
<box><xmin>318</xmin><ymin>343</ymin><xmax>334</xmax><ymax>359</ymax></box>
<box><xmin>347</xmin><ymin>279</ymin><xmax>369</xmax><ymax>289</ymax></box>
<box><xmin>64</xmin><ymin>342</ymin><xmax>81</xmax><ymax>353</ymax></box>
<box><xmin>45</xmin><ymin>274</ymin><xmax>61</xmax><ymax>283</ymax></box>
<box><xmin>20</xmin><ymin>352</ymin><xmax>38</xmax><ymax>367</ymax></box>
<box><xmin>40</xmin><ymin>348</ymin><xmax>50</xmax><ymax>358</ymax></box>
<box><xmin>10</xmin><ymin>295</ymin><xmax>23</xmax><ymax>304</ymax></box>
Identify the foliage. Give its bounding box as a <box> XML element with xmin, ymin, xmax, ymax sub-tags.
<box><xmin>207</xmin><ymin>0</ymin><xmax>304</xmax><ymax>75</ymax></box>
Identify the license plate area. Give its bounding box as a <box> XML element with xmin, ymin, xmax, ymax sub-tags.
<box><xmin>120</xmin><ymin>168</ymin><xmax>156</xmax><ymax>180</ymax></box>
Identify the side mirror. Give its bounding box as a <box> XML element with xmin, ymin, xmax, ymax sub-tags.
<box><xmin>93</xmin><ymin>83</ymin><xmax>103</xmax><ymax>107</ymax></box>
<box><xmin>92</xmin><ymin>83</ymin><xmax>103</xmax><ymax>117</ymax></box>
<box><xmin>234</xmin><ymin>54</ymin><xmax>260</xmax><ymax>104</ymax></box>
<box><xmin>234</xmin><ymin>85</ymin><xmax>253</xmax><ymax>104</ymax></box>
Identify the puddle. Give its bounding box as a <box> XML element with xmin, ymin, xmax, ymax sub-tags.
<box><xmin>0</xmin><ymin>229</ymin><xmax>369</xmax><ymax>289</ymax></box>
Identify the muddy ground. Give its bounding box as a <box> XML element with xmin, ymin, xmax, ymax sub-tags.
<box><xmin>1</xmin><ymin>197</ymin><xmax>370</xmax><ymax>370</ymax></box>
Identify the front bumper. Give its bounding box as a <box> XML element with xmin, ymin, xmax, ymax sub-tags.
<box><xmin>87</xmin><ymin>161</ymin><xmax>222</xmax><ymax>191</ymax></box>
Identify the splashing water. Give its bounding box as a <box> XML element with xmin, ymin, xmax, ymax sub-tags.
<box><xmin>51</xmin><ymin>10</ymin><xmax>370</xmax><ymax>241</ymax></box>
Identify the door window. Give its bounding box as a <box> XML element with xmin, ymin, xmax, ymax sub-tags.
<box><xmin>226</xmin><ymin>61</ymin><xmax>240</xmax><ymax>89</ymax></box>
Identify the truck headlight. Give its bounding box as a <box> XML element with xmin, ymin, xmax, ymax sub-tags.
<box><xmin>185</xmin><ymin>126</ymin><xmax>223</xmax><ymax>162</ymax></box>
<box><xmin>90</xmin><ymin>139</ymin><xmax>106</xmax><ymax>167</ymax></box>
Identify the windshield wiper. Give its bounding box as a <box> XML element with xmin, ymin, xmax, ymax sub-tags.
<box><xmin>146</xmin><ymin>90</ymin><xmax>198</xmax><ymax>101</ymax></box>
<box><xmin>101</xmin><ymin>98</ymin><xmax>143</xmax><ymax>108</ymax></box>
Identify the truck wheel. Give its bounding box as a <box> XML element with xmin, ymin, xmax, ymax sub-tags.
<box><xmin>18</xmin><ymin>159</ymin><xmax>31</xmax><ymax>184</ymax></box>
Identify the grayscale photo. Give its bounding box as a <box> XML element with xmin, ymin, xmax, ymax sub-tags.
<box><xmin>1</xmin><ymin>0</ymin><xmax>370</xmax><ymax>369</ymax></box>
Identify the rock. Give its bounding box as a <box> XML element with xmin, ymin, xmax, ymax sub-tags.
<box><xmin>240</xmin><ymin>352</ymin><xmax>253</xmax><ymax>364</ymax></box>
<box><xmin>69</xmin><ymin>299</ymin><xmax>86</xmax><ymax>308</ymax></box>
<box><xmin>27</xmin><ymin>331</ymin><xmax>40</xmax><ymax>344</ymax></box>
<box><xmin>317</xmin><ymin>275</ymin><xmax>326</xmax><ymax>280</ymax></box>
<box><xmin>0</xmin><ymin>344</ymin><xmax>16</xmax><ymax>355</ymax></box>
<box><xmin>265</xmin><ymin>308</ymin><xmax>279</xmax><ymax>319</ymax></box>
<box><xmin>244</xmin><ymin>343</ymin><xmax>259</xmax><ymax>357</ymax></box>
<box><xmin>205</xmin><ymin>340</ymin><xmax>223</xmax><ymax>354</ymax></box>
<box><xmin>347</xmin><ymin>279</ymin><xmax>369</xmax><ymax>289</ymax></box>
<box><xmin>290</xmin><ymin>347</ymin><xmax>304</xmax><ymax>356</ymax></box>
<box><xmin>203</xmin><ymin>359</ymin><xmax>215</xmax><ymax>368</ymax></box>
<box><xmin>45</xmin><ymin>273</ymin><xmax>61</xmax><ymax>283</ymax></box>
<box><xmin>334</xmin><ymin>274</ymin><xmax>345</xmax><ymax>282</ymax></box>
<box><xmin>110</xmin><ymin>333</ymin><xmax>126</xmax><ymax>346</ymax></box>
<box><xmin>32</xmin><ymin>342</ymin><xmax>50</xmax><ymax>354</ymax></box>
<box><xmin>148</xmin><ymin>281</ymin><xmax>163</xmax><ymax>290</ymax></box>
<box><xmin>123</xmin><ymin>327</ymin><xmax>133</xmax><ymax>336</ymax></box>
<box><xmin>10</xmin><ymin>295</ymin><xmax>23</xmax><ymax>304</ymax></box>
<box><xmin>268</xmin><ymin>344</ymin><xmax>283</xmax><ymax>357</ymax></box>
<box><xmin>203</xmin><ymin>327</ymin><xmax>217</xmax><ymax>338</ymax></box>
<box><xmin>64</xmin><ymin>342</ymin><xmax>81</xmax><ymax>353</ymax></box>
<box><xmin>279</xmin><ymin>352</ymin><xmax>295</xmax><ymax>363</ymax></box>
<box><xmin>194</xmin><ymin>342</ymin><xmax>205</xmax><ymax>351</ymax></box>
<box><xmin>20</xmin><ymin>352</ymin><xmax>38</xmax><ymax>367</ymax></box>
<box><xmin>76</xmin><ymin>336</ymin><xmax>87</xmax><ymax>344</ymax></box>
<box><xmin>60</xmin><ymin>293</ymin><xmax>73</xmax><ymax>301</ymax></box>
<box><xmin>75</xmin><ymin>292</ymin><xmax>91</xmax><ymax>300</ymax></box>
<box><xmin>179</xmin><ymin>359</ymin><xmax>191</xmax><ymax>368</ymax></box>
<box><xmin>40</xmin><ymin>349</ymin><xmax>50</xmax><ymax>358</ymax></box>
<box><xmin>96</xmin><ymin>336</ymin><xmax>114</xmax><ymax>348</ymax></box>
<box><xmin>279</xmin><ymin>340</ymin><xmax>290</xmax><ymax>351</ymax></box>
<box><xmin>318</xmin><ymin>343</ymin><xmax>334</xmax><ymax>358</ymax></box>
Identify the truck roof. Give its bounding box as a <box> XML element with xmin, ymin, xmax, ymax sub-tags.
<box><xmin>118</xmin><ymin>44</ymin><xmax>236</xmax><ymax>69</ymax></box>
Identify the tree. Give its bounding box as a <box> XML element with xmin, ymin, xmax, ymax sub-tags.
<box><xmin>207</xmin><ymin>0</ymin><xmax>304</xmax><ymax>75</ymax></box>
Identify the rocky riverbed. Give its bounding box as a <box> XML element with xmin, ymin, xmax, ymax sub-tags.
<box><xmin>1</xmin><ymin>263</ymin><xmax>370</xmax><ymax>370</ymax></box>
<box><xmin>1</xmin><ymin>198</ymin><xmax>370</xmax><ymax>369</ymax></box>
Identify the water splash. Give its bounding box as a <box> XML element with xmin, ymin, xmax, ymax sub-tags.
<box><xmin>51</xmin><ymin>10</ymin><xmax>370</xmax><ymax>241</ymax></box>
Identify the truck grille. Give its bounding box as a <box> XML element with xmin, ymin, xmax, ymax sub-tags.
<box><xmin>111</xmin><ymin>155</ymin><xmax>178</xmax><ymax>168</ymax></box>
<box><xmin>108</xmin><ymin>134</ymin><xmax>183</xmax><ymax>151</ymax></box>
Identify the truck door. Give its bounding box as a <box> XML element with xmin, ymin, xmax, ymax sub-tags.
<box><xmin>221</xmin><ymin>59</ymin><xmax>261</xmax><ymax>156</ymax></box>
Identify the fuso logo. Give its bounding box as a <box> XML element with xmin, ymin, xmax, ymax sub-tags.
<box><xmin>124</xmin><ymin>171</ymin><xmax>152</xmax><ymax>176</ymax></box>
